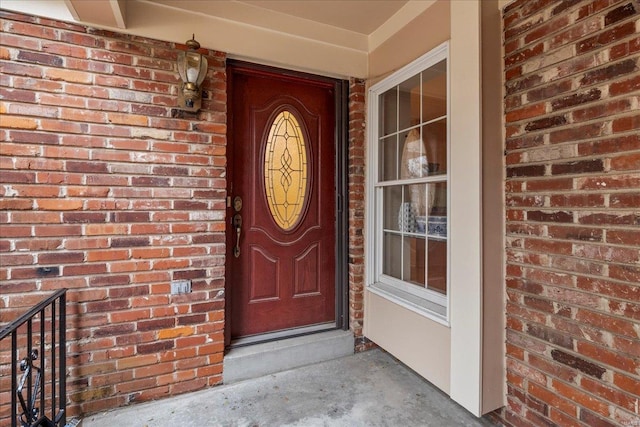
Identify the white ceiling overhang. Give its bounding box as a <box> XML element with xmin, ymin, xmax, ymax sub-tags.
<box><xmin>1</xmin><ymin>0</ymin><xmax>443</xmax><ymax>77</ymax></box>
<box><xmin>64</xmin><ymin>0</ymin><xmax>127</xmax><ymax>29</ymax></box>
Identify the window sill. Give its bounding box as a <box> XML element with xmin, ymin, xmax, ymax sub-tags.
<box><xmin>368</xmin><ymin>282</ymin><xmax>449</xmax><ymax>327</ymax></box>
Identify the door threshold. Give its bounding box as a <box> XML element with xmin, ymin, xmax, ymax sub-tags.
<box><xmin>229</xmin><ymin>322</ymin><xmax>337</xmax><ymax>349</ymax></box>
<box><xmin>223</xmin><ymin>329</ymin><xmax>354</xmax><ymax>384</ymax></box>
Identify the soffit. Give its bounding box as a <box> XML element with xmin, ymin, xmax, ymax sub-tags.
<box><xmin>3</xmin><ymin>0</ymin><xmax>414</xmax><ymax>51</ymax></box>
<box><xmin>65</xmin><ymin>0</ymin><xmax>126</xmax><ymax>29</ymax></box>
<box><xmin>0</xmin><ymin>0</ymin><xmax>442</xmax><ymax>77</ymax></box>
<box><xmin>235</xmin><ymin>0</ymin><xmax>408</xmax><ymax>35</ymax></box>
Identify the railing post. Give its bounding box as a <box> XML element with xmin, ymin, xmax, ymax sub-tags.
<box><xmin>59</xmin><ymin>292</ymin><xmax>67</xmax><ymax>426</ymax></box>
<box><xmin>40</xmin><ymin>308</ymin><xmax>46</xmax><ymax>424</ymax></box>
<box><xmin>27</xmin><ymin>319</ymin><xmax>33</xmax><ymax>423</ymax></box>
<box><xmin>11</xmin><ymin>331</ymin><xmax>18</xmax><ymax>427</ymax></box>
<box><xmin>0</xmin><ymin>289</ymin><xmax>67</xmax><ymax>427</ymax></box>
<box><xmin>51</xmin><ymin>299</ymin><xmax>57</xmax><ymax>424</ymax></box>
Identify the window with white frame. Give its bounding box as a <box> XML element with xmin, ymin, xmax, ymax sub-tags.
<box><xmin>367</xmin><ymin>43</ymin><xmax>449</xmax><ymax>322</ymax></box>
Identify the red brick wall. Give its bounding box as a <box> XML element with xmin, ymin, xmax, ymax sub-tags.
<box><xmin>0</xmin><ymin>11</ymin><xmax>227</xmax><ymax>417</ymax></box>
<box><xmin>348</xmin><ymin>78</ymin><xmax>373</xmax><ymax>352</ymax></box>
<box><xmin>501</xmin><ymin>0</ymin><xmax>640</xmax><ymax>426</ymax></box>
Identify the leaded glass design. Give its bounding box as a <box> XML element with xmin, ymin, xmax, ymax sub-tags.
<box><xmin>264</xmin><ymin>110</ymin><xmax>308</xmax><ymax>231</ymax></box>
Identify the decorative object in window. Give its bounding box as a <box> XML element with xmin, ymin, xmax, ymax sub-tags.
<box><xmin>401</xmin><ymin>128</ymin><xmax>435</xmax><ymax>220</ymax></box>
<box><xmin>368</xmin><ymin>43</ymin><xmax>449</xmax><ymax>321</ymax></box>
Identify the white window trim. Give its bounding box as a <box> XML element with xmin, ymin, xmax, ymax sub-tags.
<box><xmin>366</xmin><ymin>41</ymin><xmax>451</xmax><ymax>326</ymax></box>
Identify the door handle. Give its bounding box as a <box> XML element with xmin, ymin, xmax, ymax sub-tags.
<box><xmin>233</xmin><ymin>213</ymin><xmax>242</xmax><ymax>258</ymax></box>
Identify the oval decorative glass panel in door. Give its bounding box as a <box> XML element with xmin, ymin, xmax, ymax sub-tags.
<box><xmin>264</xmin><ymin>110</ymin><xmax>309</xmax><ymax>231</ymax></box>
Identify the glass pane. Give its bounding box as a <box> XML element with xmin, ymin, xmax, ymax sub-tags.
<box><xmin>400</xmin><ymin>128</ymin><xmax>429</xmax><ymax>179</ymax></box>
<box><xmin>421</xmin><ymin>119</ymin><xmax>447</xmax><ymax>176</ymax></box>
<box><xmin>427</xmin><ymin>238</ymin><xmax>447</xmax><ymax>295</ymax></box>
<box><xmin>428</xmin><ymin>181</ymin><xmax>447</xmax><ymax>219</ymax></box>
<box><xmin>383</xmin><ymin>186</ymin><xmax>402</xmax><ymax>231</ymax></box>
<box><xmin>404</xmin><ymin>237</ymin><xmax>426</xmax><ymax>287</ymax></box>
<box><xmin>383</xmin><ymin>232</ymin><xmax>402</xmax><ymax>280</ymax></box>
<box><xmin>406</xmin><ymin>184</ymin><xmax>427</xmax><ymax>233</ymax></box>
<box><xmin>422</xmin><ymin>59</ymin><xmax>447</xmax><ymax>123</ymax></box>
<box><xmin>398</xmin><ymin>186</ymin><xmax>417</xmax><ymax>233</ymax></box>
<box><xmin>264</xmin><ymin>110</ymin><xmax>308</xmax><ymax>231</ymax></box>
<box><xmin>427</xmin><ymin>181</ymin><xmax>447</xmax><ymax>295</ymax></box>
<box><xmin>380</xmin><ymin>134</ymin><xmax>398</xmax><ymax>181</ymax></box>
<box><xmin>398</xmin><ymin>73</ymin><xmax>421</xmax><ymax>132</ymax></box>
<box><xmin>380</xmin><ymin>87</ymin><xmax>397</xmax><ymax>136</ymax></box>
<box><xmin>375</xmin><ymin>50</ymin><xmax>449</xmax><ymax>308</ymax></box>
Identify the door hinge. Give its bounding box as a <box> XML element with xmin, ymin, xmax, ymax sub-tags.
<box><xmin>337</xmin><ymin>194</ymin><xmax>343</xmax><ymax>213</ymax></box>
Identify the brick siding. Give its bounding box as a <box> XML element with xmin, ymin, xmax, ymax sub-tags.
<box><xmin>499</xmin><ymin>0</ymin><xmax>640</xmax><ymax>426</ymax></box>
<box><xmin>4</xmin><ymin>0</ymin><xmax>638</xmax><ymax>423</ymax></box>
<box><xmin>0</xmin><ymin>11</ymin><xmax>227</xmax><ymax>417</ymax></box>
<box><xmin>348</xmin><ymin>78</ymin><xmax>374</xmax><ymax>352</ymax></box>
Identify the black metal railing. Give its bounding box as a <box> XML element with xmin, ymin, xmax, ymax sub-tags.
<box><xmin>0</xmin><ymin>289</ymin><xmax>67</xmax><ymax>427</ymax></box>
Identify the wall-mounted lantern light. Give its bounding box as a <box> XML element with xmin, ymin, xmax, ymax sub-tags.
<box><xmin>177</xmin><ymin>35</ymin><xmax>208</xmax><ymax>112</ymax></box>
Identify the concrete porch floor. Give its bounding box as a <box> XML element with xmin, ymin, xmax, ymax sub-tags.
<box><xmin>82</xmin><ymin>349</ymin><xmax>496</xmax><ymax>427</ymax></box>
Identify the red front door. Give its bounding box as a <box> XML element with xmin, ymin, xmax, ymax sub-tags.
<box><xmin>227</xmin><ymin>63</ymin><xmax>336</xmax><ymax>341</ymax></box>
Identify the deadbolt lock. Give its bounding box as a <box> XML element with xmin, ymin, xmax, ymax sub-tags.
<box><xmin>233</xmin><ymin>196</ymin><xmax>243</xmax><ymax>212</ymax></box>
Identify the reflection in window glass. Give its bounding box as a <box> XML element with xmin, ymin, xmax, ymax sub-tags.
<box><xmin>383</xmin><ymin>186</ymin><xmax>402</xmax><ymax>231</ymax></box>
<box><xmin>426</xmin><ymin>182</ymin><xmax>447</xmax><ymax>294</ymax></box>
<box><xmin>422</xmin><ymin>59</ymin><xmax>447</xmax><ymax>123</ymax></box>
<box><xmin>383</xmin><ymin>233</ymin><xmax>402</xmax><ymax>279</ymax></box>
<box><xmin>421</xmin><ymin>119</ymin><xmax>447</xmax><ymax>176</ymax></box>
<box><xmin>404</xmin><ymin>236</ymin><xmax>426</xmax><ymax>287</ymax></box>
<box><xmin>375</xmin><ymin>52</ymin><xmax>448</xmax><ymax>308</ymax></box>
<box><xmin>398</xmin><ymin>73</ymin><xmax>421</xmax><ymax>130</ymax></box>
<box><xmin>406</xmin><ymin>183</ymin><xmax>430</xmax><ymax>224</ymax></box>
<box><xmin>380</xmin><ymin>135</ymin><xmax>399</xmax><ymax>182</ymax></box>
<box><xmin>427</xmin><ymin>237</ymin><xmax>447</xmax><ymax>294</ymax></box>
<box><xmin>380</xmin><ymin>87</ymin><xmax>398</xmax><ymax>136</ymax></box>
<box><xmin>401</xmin><ymin>128</ymin><xmax>429</xmax><ymax>179</ymax></box>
